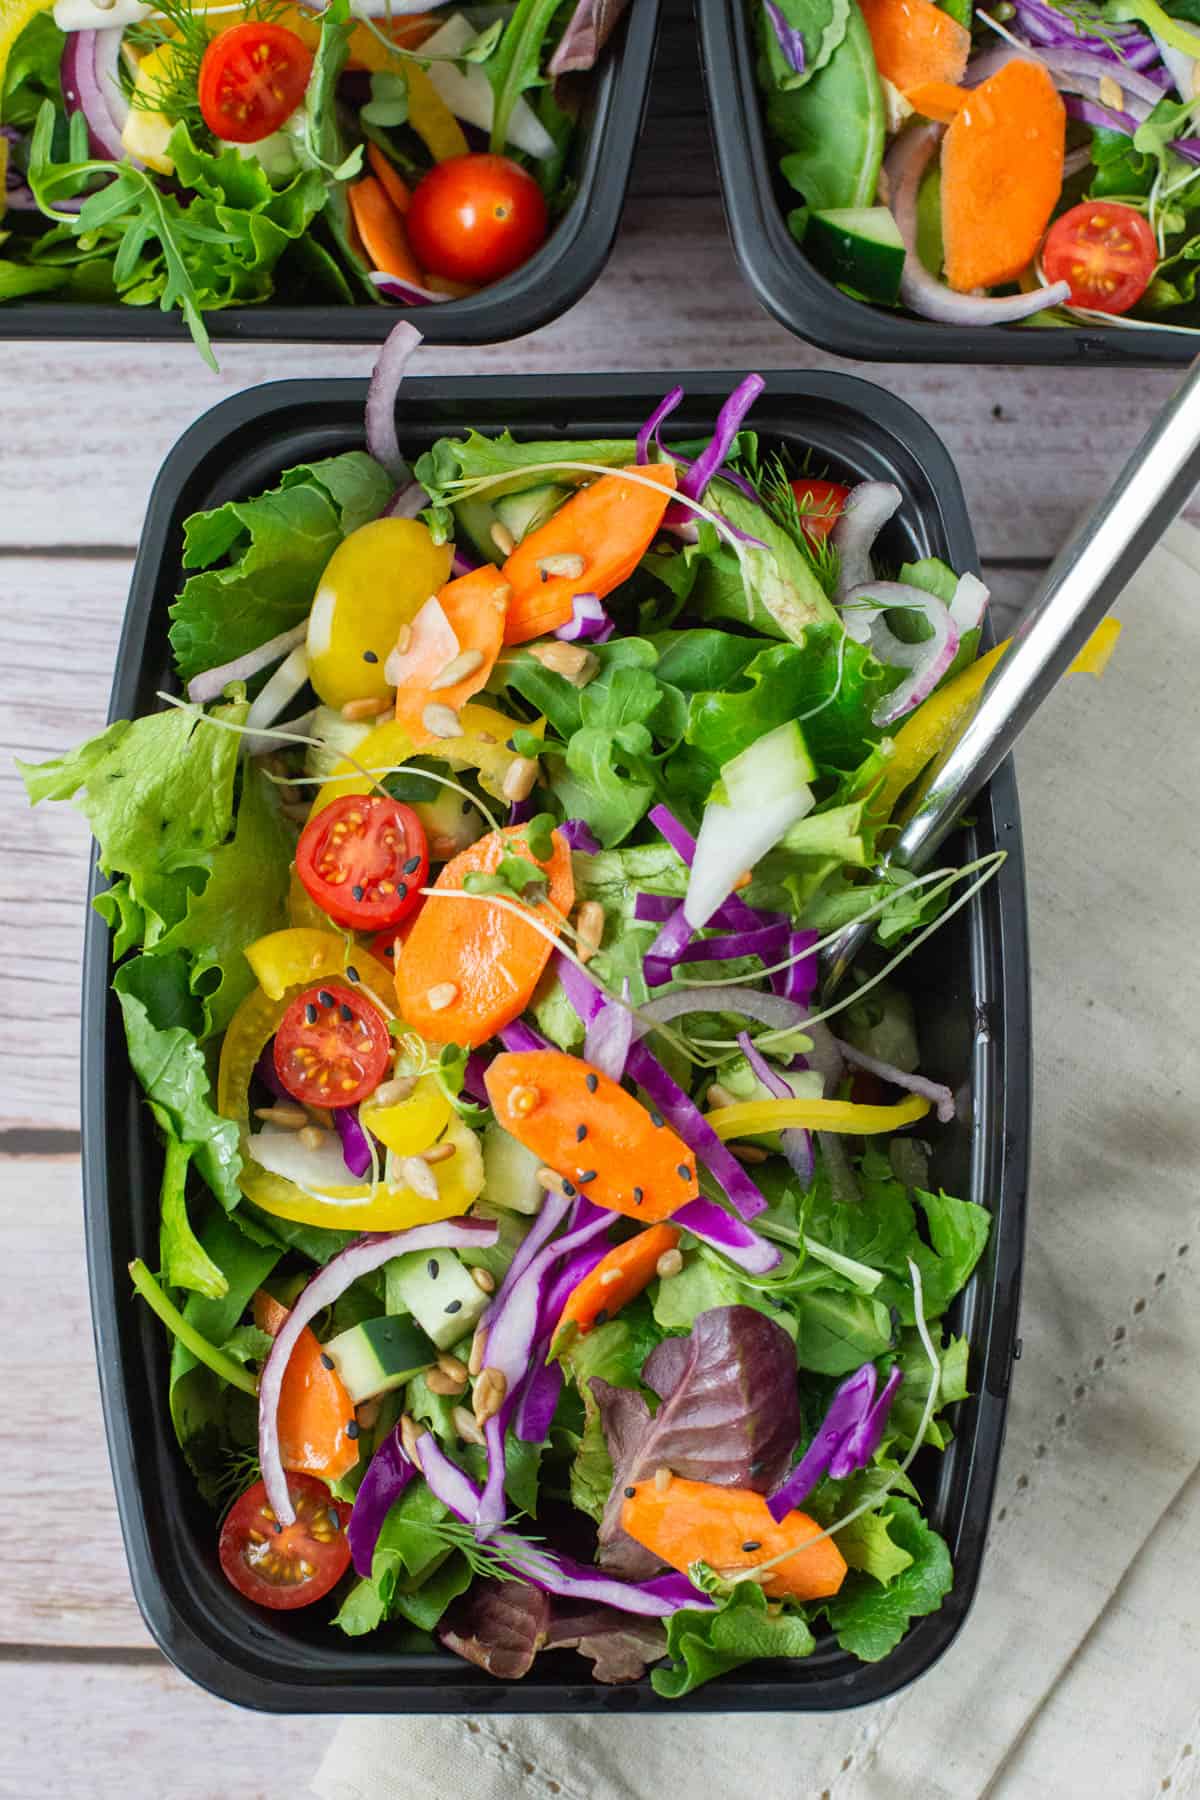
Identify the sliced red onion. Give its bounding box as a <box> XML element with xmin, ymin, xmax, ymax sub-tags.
<box><xmin>382</xmin><ymin>479</ymin><xmax>428</xmax><ymax>519</ymax></box>
<box><xmin>636</xmin><ymin>983</ymin><xmax>809</xmax><ymax>1034</ymax></box>
<box><xmin>838</xmin><ymin>579</ymin><xmax>950</xmax><ymax>663</ymax></box>
<box><xmin>187</xmin><ymin>622</ymin><xmax>308</xmax><ymax>705</ymax></box>
<box><xmin>365</xmin><ymin>322</ymin><xmax>422</xmax><ymax>479</ymax></box>
<box><xmin>561</xmin><ymin>818</ymin><xmax>601</xmax><ymax>853</ymax></box>
<box><xmin>244</xmin><ymin>644</ymin><xmax>310</xmax><ymax>736</ymax></box>
<box><xmin>949</xmin><ymin>571</ymin><xmax>990</xmax><ymax>634</ymax></box>
<box><xmin>1064</xmin><ymin>92</ymin><xmax>1140</xmax><ymax>132</ymax></box>
<box><xmin>766</xmin><ymin>1361</ymin><xmax>903</xmax><ymax>1521</ymax></box>
<box><xmin>870</xmin><ymin>615</ymin><xmax>959</xmax><ymax>728</ymax></box>
<box><xmin>884</xmin><ymin>124</ymin><xmax>1071</xmax><ymax>326</ymax></box>
<box><xmin>832</xmin><ymin>482</ymin><xmax>902</xmax><ymax>605</ymax></box>
<box><xmin>1062</xmin><ymin>144</ymin><xmax>1094</xmax><ymax>178</ymax></box>
<box><xmin>548</xmin><ymin>0</ymin><xmax>634</xmax><ymax>77</ymax></box>
<box><xmin>677</xmin><ymin>375</ymin><xmax>764</xmax><ymax>505</ymax></box>
<box><xmin>367</xmin><ymin>271</ymin><xmax>447</xmax><ymax>308</ymax></box>
<box><xmin>347</xmin><ymin>1425</ymin><xmax>417</xmax><ymax>1576</ymax></box>
<box><xmin>764</xmin><ymin>0</ymin><xmax>806</xmax><ymax>73</ymax></box>
<box><xmin>259</xmin><ymin>1218</ymin><xmax>498</xmax><ymax>1526</ymax></box>
<box><xmin>62</xmin><ymin>29</ymin><xmax>138</xmax><ymax>165</ymax></box>
<box><xmin>554</xmin><ymin>594</ymin><xmax>614</xmax><ymax>643</ymax></box>
<box><xmin>737</xmin><ymin>1030</ymin><xmax>813</xmax><ymax>1186</ymax></box>
<box><xmin>672</xmin><ymin>1196</ymin><xmax>781</xmax><ymax>1274</ymax></box>
<box><xmin>419</xmin><ymin>1434</ymin><xmax>712</xmax><ymax>1613</ymax></box>
<box><xmin>835</xmin><ymin>1038</ymin><xmax>956</xmax><ymax>1123</ymax></box>
<box><xmin>584</xmin><ymin>997</ymin><xmax>635</xmax><ymax>1082</ymax></box>
<box><xmin>334</xmin><ymin>1105</ymin><xmax>373</xmax><ymax>1177</ymax></box>
<box><xmin>636</xmin><ymin>385</ymin><xmax>684</xmax><ymax>463</ymax></box>
<box><xmin>970</xmin><ymin>36</ymin><xmax>1164</xmax><ymax>109</ymax></box>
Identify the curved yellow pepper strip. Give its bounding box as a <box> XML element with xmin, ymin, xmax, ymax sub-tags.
<box><xmin>309</xmin><ymin>702</ymin><xmax>544</xmax><ymax>816</ymax></box>
<box><xmin>243</xmin><ymin>926</ymin><xmax>395</xmax><ymax>1010</ymax></box>
<box><xmin>705</xmin><ymin>1094</ymin><xmax>931</xmax><ymax>1138</ymax></box>
<box><xmin>866</xmin><ymin>618</ymin><xmax>1122</xmax><ymax>826</ymax></box>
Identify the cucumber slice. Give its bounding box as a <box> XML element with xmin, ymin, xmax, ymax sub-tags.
<box><xmin>385</xmin><ymin>1248</ymin><xmax>489</xmax><ymax>1349</ymax></box>
<box><xmin>806</xmin><ymin>206</ymin><xmax>906</xmax><ymax>306</ymax></box>
<box><xmin>303</xmin><ymin>706</ymin><xmax>373</xmax><ymax>782</ymax></box>
<box><xmin>453</xmin><ymin>496</ymin><xmax>505</xmax><ymax>565</ymax></box>
<box><xmin>383</xmin><ymin>761</ymin><xmax>485</xmax><ymax>857</ymax></box>
<box><xmin>721</xmin><ymin>721</ymin><xmax>817</xmax><ymax>808</ymax></box>
<box><xmin>322</xmin><ymin>1315</ymin><xmax>436</xmax><ymax>1403</ymax></box>
<box><xmin>493</xmin><ymin>484</ymin><xmax>569</xmax><ymax>548</ymax></box>
<box><xmin>482</xmin><ymin>1120</ymin><xmax>547</xmax><ymax>1215</ymax></box>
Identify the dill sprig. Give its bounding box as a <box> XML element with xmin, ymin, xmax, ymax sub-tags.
<box><xmin>211</xmin><ymin>1444</ymin><xmax>262</xmax><ymax>1507</ymax></box>
<box><xmin>750</xmin><ymin>449</ymin><xmax>841</xmax><ymax>597</ymax></box>
<box><xmin>389</xmin><ymin>1512</ymin><xmax>547</xmax><ymax>1584</ymax></box>
<box><xmin>126</xmin><ymin>0</ymin><xmax>291</xmax><ymax>138</ymax></box>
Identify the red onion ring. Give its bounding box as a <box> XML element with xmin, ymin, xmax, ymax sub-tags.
<box><xmin>832</xmin><ymin>482</ymin><xmax>902</xmax><ymax>605</ymax></box>
<box><xmin>61</xmin><ymin>28</ymin><xmax>138</xmax><ymax>166</ymax></box>
<box><xmin>365</xmin><ymin>321</ymin><xmax>422</xmax><ymax>478</ymax></box>
<box><xmin>186</xmin><ymin>621</ymin><xmax>307</xmax><ymax>705</ymax></box>
<box><xmin>367</xmin><ymin>271</ymin><xmax>449</xmax><ymax>308</ymax></box>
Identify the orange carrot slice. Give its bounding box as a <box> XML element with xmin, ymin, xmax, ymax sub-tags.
<box><xmin>941</xmin><ymin>59</ymin><xmax>1065</xmax><ymax>292</ymax></box>
<box><xmin>859</xmin><ymin>0</ymin><xmax>970</xmax><ymax>93</ymax></box>
<box><xmin>395</xmin><ymin>826</ymin><xmax>574</xmax><ymax>1046</ymax></box>
<box><xmin>500</xmin><ymin>462</ymin><xmax>677</xmax><ymax>646</ymax></box>
<box><xmin>347</xmin><ymin>174</ymin><xmax>424</xmax><ymax>285</ymax></box>
<box><xmin>253</xmin><ymin>1291</ymin><xmax>359</xmax><ymax>1485</ymax></box>
<box><xmin>484</xmin><ymin>1050</ymin><xmax>699</xmax><ymax>1222</ymax></box>
<box><xmin>555</xmin><ymin>1224</ymin><xmax>681</xmax><ymax>1338</ymax></box>
<box><xmin>367</xmin><ymin>142</ymin><xmax>412</xmax><ymax>214</ymax></box>
<box><xmin>904</xmin><ymin>78</ymin><xmax>970</xmax><ymax>122</ymax></box>
<box><xmin>621</xmin><ymin>1478</ymin><xmax>847</xmax><ymax>1602</ymax></box>
<box><xmin>393</xmin><ymin>567</ymin><xmax>510</xmax><ymax>745</ymax></box>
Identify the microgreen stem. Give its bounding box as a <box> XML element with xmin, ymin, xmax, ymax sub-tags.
<box><xmin>129</xmin><ymin>1259</ymin><xmax>259</xmax><ymax>1395</ymax></box>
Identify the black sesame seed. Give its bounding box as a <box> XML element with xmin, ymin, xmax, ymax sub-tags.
<box><xmin>340</xmin><ymin>1002</ymin><xmax>353</xmax><ymax>1022</ymax></box>
<box><xmin>741</xmin><ymin>1541</ymin><xmax>762</xmax><ymax>1554</ymax></box>
<box><xmin>462</xmin><ymin>799</ymin><xmax>473</xmax><ymax>815</ymax></box>
<box><xmin>402</xmin><ymin>855</ymin><xmax>421</xmax><ymax>875</ymax></box>
<box><xmin>305</xmin><ymin>1002</ymin><xmax>318</xmax><ymax>1025</ymax></box>
<box><xmin>274</xmin><ymin>1521</ymin><xmax>283</xmax><ymax>1534</ymax></box>
<box><xmin>427</xmin><ymin>1258</ymin><xmax>440</xmax><ymax>1280</ymax></box>
<box><xmin>585</xmin><ymin>1073</ymin><xmax>599</xmax><ymax>1096</ymax></box>
<box><xmin>351</xmin><ymin>884</ymin><xmax>365</xmax><ymax>902</ymax></box>
<box><xmin>677</xmin><ymin>1163</ymin><xmax>690</xmax><ymax>1181</ymax></box>
<box><xmin>318</xmin><ymin>989</ymin><xmax>334</xmax><ymax>1009</ymax></box>
<box><xmin>577</xmin><ymin>1169</ymin><xmax>597</xmax><ymax>1185</ymax></box>
<box><xmin>749</xmin><ymin>1458</ymin><xmax>765</xmax><ymax>1476</ymax></box>
<box><xmin>346</xmin><ymin>1420</ymin><xmax>361</xmax><ymax>1440</ymax></box>
<box><xmin>575</xmin><ymin>1123</ymin><xmax>588</xmax><ymax>1142</ymax></box>
<box><xmin>345</xmin><ymin>964</ymin><xmax>360</xmax><ymax>983</ymax></box>
<box><xmin>561</xmin><ymin>1179</ymin><xmax>577</xmax><ymax>1197</ymax></box>
<box><xmin>632</xmin><ymin>1187</ymin><xmax>644</xmax><ymax>1205</ymax></box>
<box><xmin>506</xmin><ymin>738</ymin><xmax>518</xmax><ymax>752</ymax></box>
<box><xmin>650</xmin><ymin>1110</ymin><xmax>665</xmax><ymax>1128</ymax></box>
<box><xmin>595</xmin><ymin>1309</ymin><xmax>609</xmax><ymax>1325</ymax></box>
<box><xmin>320</xmin><ymin>1353</ymin><xmax>334</xmax><ymax>1370</ymax></box>
<box><xmin>328</xmin><ymin>1509</ymin><xmax>341</xmax><ymax>1532</ymax></box>
<box><xmin>383</xmin><ymin>943</ymin><xmax>395</xmax><ymax>959</ymax></box>
<box><xmin>623</xmin><ymin>1486</ymin><xmax>636</xmax><ymax>1498</ymax></box>
<box><xmin>540</xmin><ymin>568</ymin><xmax>549</xmax><ymax>584</ymax></box>
<box><xmin>397</xmin><ymin>882</ymin><xmax>408</xmax><ymax>901</ymax></box>
<box><xmin>445</xmin><ymin>1299</ymin><xmax>463</xmax><ymax>1315</ymax></box>
<box><xmin>363</xmin><ymin>649</ymin><xmax>379</xmax><ymax>664</ymax></box>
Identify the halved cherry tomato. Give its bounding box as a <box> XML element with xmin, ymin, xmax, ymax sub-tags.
<box><xmin>406</xmin><ymin>153</ymin><xmax>548</xmax><ymax>285</ymax></box>
<box><xmin>273</xmin><ymin>983</ymin><xmax>390</xmax><ymax>1109</ymax></box>
<box><xmin>197</xmin><ymin>22</ymin><xmax>314</xmax><ymax>144</ymax></box>
<box><xmin>1042</xmin><ymin>202</ymin><xmax>1157</xmax><ymax>316</ymax></box>
<box><xmin>219</xmin><ymin>1474</ymin><xmax>351</xmax><ymax>1610</ymax></box>
<box><xmin>368</xmin><ymin>914</ymin><xmax>416</xmax><ymax>973</ymax></box>
<box><xmin>789</xmin><ymin>477</ymin><xmax>849</xmax><ymax>547</ymax></box>
<box><xmin>296</xmin><ymin>794</ymin><xmax>428</xmax><ymax>932</ymax></box>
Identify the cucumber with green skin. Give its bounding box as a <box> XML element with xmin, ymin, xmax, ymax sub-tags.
<box><xmin>493</xmin><ymin>483</ymin><xmax>569</xmax><ymax>547</ymax></box>
<box><xmin>805</xmin><ymin>206</ymin><xmax>906</xmax><ymax>304</ymax></box>
<box><xmin>385</xmin><ymin>1248</ymin><xmax>489</xmax><ymax>1349</ymax></box>
<box><xmin>323</xmin><ymin>1314</ymin><xmax>436</xmax><ymax>1403</ymax></box>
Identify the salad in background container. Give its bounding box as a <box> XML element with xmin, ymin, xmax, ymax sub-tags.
<box><xmin>0</xmin><ymin>0</ymin><xmax>658</xmax><ymax>356</ymax></box>
<box><xmin>699</xmin><ymin>0</ymin><xmax>1200</xmax><ymax>360</ymax></box>
<box><xmin>30</xmin><ymin>353</ymin><xmax>1114</xmax><ymax>1708</ymax></box>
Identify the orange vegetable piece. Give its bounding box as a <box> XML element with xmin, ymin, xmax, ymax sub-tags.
<box><xmin>621</xmin><ymin>1478</ymin><xmax>847</xmax><ymax>1602</ymax></box>
<box><xmin>395</xmin><ymin>826</ymin><xmax>574</xmax><ymax>1047</ymax></box>
<box><xmin>941</xmin><ymin>59</ymin><xmax>1065</xmax><ymax>292</ymax></box>
<box><xmin>367</xmin><ymin>142</ymin><xmax>411</xmax><ymax>214</ymax></box>
<box><xmin>484</xmin><ymin>1050</ymin><xmax>699</xmax><ymax>1222</ymax></box>
<box><xmin>500</xmin><ymin>462</ymin><xmax>678</xmax><ymax>645</ymax></box>
<box><xmin>393</xmin><ymin>566</ymin><xmax>510</xmax><ymax>746</ymax></box>
<box><xmin>252</xmin><ymin>1291</ymin><xmax>359</xmax><ymax>1486</ymax></box>
<box><xmin>347</xmin><ymin>174</ymin><xmax>424</xmax><ymax>286</ymax></box>
<box><xmin>905</xmin><ymin>78</ymin><xmax>970</xmax><ymax>123</ymax></box>
<box><xmin>859</xmin><ymin>0</ymin><xmax>970</xmax><ymax>93</ymax></box>
<box><xmin>555</xmin><ymin>1224</ymin><xmax>682</xmax><ymax>1338</ymax></box>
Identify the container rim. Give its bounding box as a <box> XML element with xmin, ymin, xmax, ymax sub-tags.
<box><xmin>81</xmin><ymin>370</ymin><xmax>1030</xmax><ymax>1712</ymax></box>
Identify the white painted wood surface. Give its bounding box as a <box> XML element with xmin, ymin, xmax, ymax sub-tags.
<box><xmin>0</xmin><ymin>0</ymin><xmax>1151</xmax><ymax>1787</ymax></box>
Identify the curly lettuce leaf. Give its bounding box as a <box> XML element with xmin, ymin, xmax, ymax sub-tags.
<box><xmin>653</xmin><ymin>1579</ymin><xmax>815</xmax><ymax>1697</ymax></box>
<box><xmin>822</xmin><ymin>1497</ymin><xmax>952</xmax><ymax>1661</ymax></box>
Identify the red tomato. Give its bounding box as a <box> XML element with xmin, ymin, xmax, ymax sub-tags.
<box><xmin>1042</xmin><ymin>202</ymin><xmax>1157</xmax><ymax>316</ymax></box>
<box><xmin>273</xmin><ymin>983</ymin><xmax>391</xmax><ymax>1109</ymax></box>
<box><xmin>848</xmin><ymin>1069</ymin><xmax>888</xmax><ymax>1107</ymax></box>
<box><xmin>197</xmin><ymin>23</ymin><xmax>314</xmax><ymax>144</ymax></box>
<box><xmin>789</xmin><ymin>478</ymin><xmax>850</xmax><ymax>547</ymax></box>
<box><xmin>406</xmin><ymin>154</ymin><xmax>548</xmax><ymax>285</ymax></box>
<box><xmin>368</xmin><ymin>915</ymin><xmax>415</xmax><ymax>972</ymax></box>
<box><xmin>296</xmin><ymin>794</ymin><xmax>428</xmax><ymax>932</ymax></box>
<box><xmin>219</xmin><ymin>1474</ymin><xmax>352</xmax><ymax>1610</ymax></box>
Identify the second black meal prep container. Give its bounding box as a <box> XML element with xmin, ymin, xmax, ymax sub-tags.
<box><xmin>0</xmin><ymin>0</ymin><xmax>659</xmax><ymax>349</ymax></box>
<box><xmin>697</xmin><ymin>0</ymin><xmax>1195</xmax><ymax>367</ymax></box>
<box><xmin>82</xmin><ymin>370</ymin><xmax>1031</xmax><ymax>1712</ymax></box>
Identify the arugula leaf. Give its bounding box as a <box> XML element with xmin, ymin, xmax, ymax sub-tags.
<box><xmin>417</xmin><ymin>430</ymin><xmax>639</xmax><ymax>502</ymax></box>
<box><xmin>653</xmin><ymin>1580</ymin><xmax>815</xmax><ymax>1697</ymax></box>
<box><xmin>824</xmin><ymin>1497</ymin><xmax>952</xmax><ymax>1661</ymax></box>
<box><xmin>484</xmin><ymin>0</ymin><xmax>562</xmax><ymax>153</ymax></box>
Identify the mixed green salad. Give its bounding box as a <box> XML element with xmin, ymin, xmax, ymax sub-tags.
<box><xmin>0</xmin><ymin>0</ymin><xmax>628</xmax><ymax>363</ymax></box>
<box><xmin>22</xmin><ymin>339</ymin><xmax>1115</xmax><ymax>1694</ymax></box>
<box><xmin>757</xmin><ymin>0</ymin><xmax>1200</xmax><ymax>331</ymax></box>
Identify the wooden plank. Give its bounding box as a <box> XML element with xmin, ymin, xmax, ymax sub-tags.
<box><xmin>2</xmin><ymin>1654</ymin><xmax>334</xmax><ymax>1799</ymax></box>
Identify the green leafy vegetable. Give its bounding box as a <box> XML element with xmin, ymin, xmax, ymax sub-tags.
<box><xmin>823</xmin><ymin>1497</ymin><xmax>952</xmax><ymax>1660</ymax></box>
<box><xmin>484</xmin><ymin>0</ymin><xmax>562</xmax><ymax>154</ymax></box>
<box><xmin>2</xmin><ymin>14</ymin><xmax>64</xmax><ymax>129</ymax></box>
<box><xmin>759</xmin><ymin>0</ymin><xmax>851</xmax><ymax>90</ymax></box>
<box><xmin>770</xmin><ymin>2</ymin><xmax>886</xmax><ymax>211</ymax></box>
<box><xmin>652</xmin><ymin>1579</ymin><xmax>816</xmax><ymax>1697</ymax></box>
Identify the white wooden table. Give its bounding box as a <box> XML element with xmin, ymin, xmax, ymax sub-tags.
<box><xmin>0</xmin><ymin>8</ymin><xmax>1190</xmax><ymax>1792</ymax></box>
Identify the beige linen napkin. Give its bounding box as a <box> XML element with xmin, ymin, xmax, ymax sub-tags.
<box><xmin>312</xmin><ymin>526</ymin><xmax>1200</xmax><ymax>1800</ymax></box>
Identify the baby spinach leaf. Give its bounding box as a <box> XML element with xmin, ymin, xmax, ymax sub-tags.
<box><xmin>759</xmin><ymin>0</ymin><xmax>851</xmax><ymax>89</ymax></box>
<box><xmin>772</xmin><ymin>2</ymin><xmax>885</xmax><ymax>210</ymax></box>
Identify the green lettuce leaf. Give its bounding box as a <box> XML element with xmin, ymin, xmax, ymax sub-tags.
<box><xmin>651</xmin><ymin>1250</ymin><xmax>798</xmax><ymax>1342</ymax></box>
<box><xmin>759</xmin><ymin>0</ymin><xmax>851</xmax><ymax>91</ymax></box>
<box><xmin>652</xmin><ymin>1580</ymin><xmax>815</xmax><ymax>1697</ymax></box>
<box><xmin>823</xmin><ymin>1497</ymin><xmax>952</xmax><ymax>1661</ymax></box>
<box><xmin>560</xmin><ymin>1309</ymin><xmax>660</xmax><ymax>1522</ymax></box>
<box><xmin>834</xmin><ymin>1507</ymin><xmax>915</xmax><ymax>1585</ymax></box>
<box><xmin>2</xmin><ymin>14</ymin><xmax>64</xmax><ymax>127</ymax></box>
<box><xmin>790</xmin><ymin>1287</ymin><xmax>894</xmax><ymax>1373</ymax></box>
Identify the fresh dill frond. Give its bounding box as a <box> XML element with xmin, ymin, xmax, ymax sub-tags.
<box><xmin>126</xmin><ymin>0</ymin><xmax>291</xmax><ymax>138</ymax></box>
<box><xmin>211</xmin><ymin>1444</ymin><xmax>262</xmax><ymax>1507</ymax></box>
<box><xmin>388</xmin><ymin>1512</ymin><xmax>546</xmax><ymax>1584</ymax></box>
<box><xmin>753</xmin><ymin>450</ymin><xmax>841</xmax><ymax>597</ymax></box>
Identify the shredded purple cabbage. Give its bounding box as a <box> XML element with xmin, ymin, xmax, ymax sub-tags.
<box><xmin>334</xmin><ymin>1105</ymin><xmax>373</xmax><ymax>1178</ymax></box>
<box><xmin>636</xmin><ymin>386</ymin><xmax>684</xmax><ymax>463</ymax></box>
<box><xmin>767</xmin><ymin>1361</ymin><xmax>903</xmax><ymax>1521</ymax></box>
<box><xmin>764</xmin><ymin>0</ymin><xmax>806</xmax><ymax>73</ymax></box>
<box><xmin>677</xmin><ymin>375</ymin><xmax>765</xmax><ymax>505</ymax></box>
<box><xmin>561</xmin><ymin>818</ymin><xmax>602</xmax><ymax>853</ymax></box>
<box><xmin>347</xmin><ymin>1425</ymin><xmax>418</xmax><ymax>1576</ymax></box>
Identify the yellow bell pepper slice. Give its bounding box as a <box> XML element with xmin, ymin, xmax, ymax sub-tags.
<box><xmin>243</xmin><ymin>927</ymin><xmax>394</xmax><ymax>1013</ymax></box>
<box><xmin>309</xmin><ymin>703</ymin><xmax>544</xmax><ymax>817</ymax></box>
<box><xmin>360</xmin><ymin>1072</ymin><xmax>452</xmax><ymax>1155</ymax></box>
<box><xmin>287</xmin><ymin>866</ymin><xmax>333</xmax><ymax>932</ymax></box>
<box><xmin>705</xmin><ymin>1094</ymin><xmax>931</xmax><ymax>1138</ymax></box>
<box><xmin>864</xmin><ymin>618</ymin><xmax>1122</xmax><ymax>826</ymax></box>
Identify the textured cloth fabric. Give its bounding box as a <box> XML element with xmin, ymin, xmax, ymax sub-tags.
<box><xmin>312</xmin><ymin>526</ymin><xmax>1200</xmax><ymax>1800</ymax></box>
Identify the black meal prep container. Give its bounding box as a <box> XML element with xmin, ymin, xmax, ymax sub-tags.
<box><xmin>1</xmin><ymin>0</ymin><xmax>658</xmax><ymax>348</ymax></box>
<box><xmin>696</xmin><ymin>0</ymin><xmax>1195</xmax><ymax>366</ymax></box>
<box><xmin>82</xmin><ymin>370</ymin><xmax>1031</xmax><ymax>1713</ymax></box>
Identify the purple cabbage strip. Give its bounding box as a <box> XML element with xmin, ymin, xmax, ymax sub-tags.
<box><xmin>636</xmin><ymin>385</ymin><xmax>684</xmax><ymax>463</ymax></box>
<box><xmin>1063</xmin><ymin>93</ymin><xmax>1140</xmax><ymax>133</ymax></box>
<box><xmin>507</xmin><ymin>795</ymin><xmax>537</xmax><ymax>827</ymax></box>
<box><xmin>646</xmin><ymin>805</ymin><xmax>766</xmax><ymax>933</ymax></box>
<box><xmin>334</xmin><ymin>1105</ymin><xmax>373</xmax><ymax>1179</ymax></box>
<box><xmin>670</xmin><ymin>1197</ymin><xmax>781</xmax><ymax>1273</ymax></box>
<box><xmin>451</xmin><ymin>546</ymin><xmax>481</xmax><ymax>577</ymax></box>
<box><xmin>676</xmin><ymin>923</ymin><xmax>790</xmax><ymax>966</ymax></box>
<box><xmin>767</xmin><ymin>1361</ymin><xmax>903</xmax><ymax>1522</ymax></box>
<box><xmin>462</xmin><ymin>1051</ymin><xmax>492</xmax><ymax>1106</ymax></box>
<box><xmin>764</xmin><ymin>0</ymin><xmax>806</xmax><ymax>72</ymax></box>
<box><xmin>561</xmin><ymin>818</ymin><xmax>602</xmax><ymax>853</ymax></box>
<box><xmin>347</xmin><ymin>1425</ymin><xmax>418</xmax><ymax>1576</ymax></box>
<box><xmin>253</xmin><ymin>1047</ymin><xmax>288</xmax><ymax>1102</ymax></box>
<box><xmin>771</xmin><ymin>929</ymin><xmax>819</xmax><ymax>1005</ymax></box>
<box><xmin>736</xmin><ymin>1030</ymin><xmax>813</xmax><ymax>1189</ymax></box>
<box><xmin>644</xmin><ymin>901</ymin><xmax>695</xmax><ymax>987</ymax></box>
<box><xmin>514</xmin><ymin>1351</ymin><xmax>563</xmax><ymax>1443</ymax></box>
<box><xmin>498</xmin><ymin>1019</ymin><xmax>550</xmax><ymax>1055</ymax></box>
<box><xmin>677</xmin><ymin>374</ymin><xmax>765</xmax><ymax>505</ymax></box>
<box><xmin>1173</xmin><ymin>137</ymin><xmax>1200</xmax><ymax>164</ymax></box>
<box><xmin>584</xmin><ymin>996</ymin><xmax>635</xmax><ymax>1082</ymax></box>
